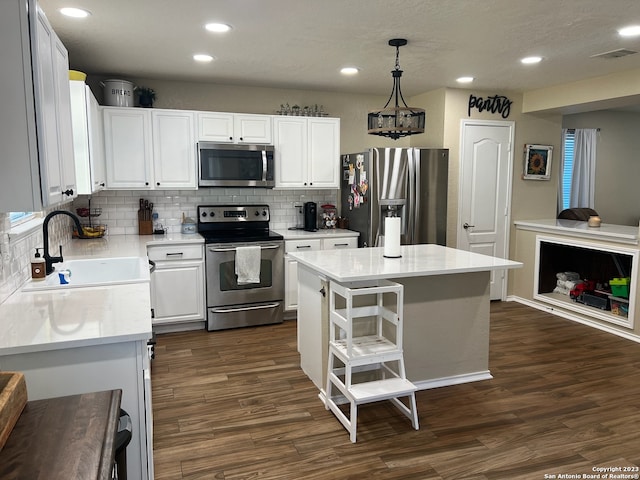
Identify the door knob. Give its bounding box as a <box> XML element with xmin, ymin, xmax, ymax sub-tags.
<box><xmin>463</xmin><ymin>222</ymin><xmax>475</xmax><ymax>230</ymax></box>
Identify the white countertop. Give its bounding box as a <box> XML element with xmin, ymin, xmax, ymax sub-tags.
<box><xmin>64</xmin><ymin>233</ymin><xmax>204</xmax><ymax>258</ymax></box>
<box><xmin>0</xmin><ymin>283</ymin><xmax>152</xmax><ymax>355</ymax></box>
<box><xmin>273</xmin><ymin>228</ymin><xmax>359</xmax><ymax>240</ymax></box>
<box><xmin>0</xmin><ymin>233</ymin><xmax>203</xmax><ymax>356</ymax></box>
<box><xmin>290</xmin><ymin>244</ymin><xmax>522</xmax><ymax>283</ymax></box>
<box><xmin>514</xmin><ymin>219</ymin><xmax>639</xmax><ymax>245</ymax></box>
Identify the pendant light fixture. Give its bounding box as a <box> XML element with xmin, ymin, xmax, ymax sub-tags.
<box><xmin>368</xmin><ymin>39</ymin><xmax>425</xmax><ymax>140</ymax></box>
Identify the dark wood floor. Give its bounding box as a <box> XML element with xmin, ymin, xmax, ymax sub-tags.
<box><xmin>151</xmin><ymin>302</ymin><xmax>640</xmax><ymax>479</ymax></box>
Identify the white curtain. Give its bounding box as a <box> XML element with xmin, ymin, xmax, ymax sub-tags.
<box><xmin>570</xmin><ymin>128</ymin><xmax>598</xmax><ymax>208</ymax></box>
<box><xmin>558</xmin><ymin>129</ymin><xmax>569</xmax><ymax>213</ymax></box>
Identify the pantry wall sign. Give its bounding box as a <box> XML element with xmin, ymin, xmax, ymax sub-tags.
<box><xmin>468</xmin><ymin>94</ymin><xmax>512</xmax><ymax>118</ymax></box>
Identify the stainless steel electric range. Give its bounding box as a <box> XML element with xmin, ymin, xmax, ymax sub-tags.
<box><xmin>197</xmin><ymin>204</ymin><xmax>284</xmax><ymax>331</ymax></box>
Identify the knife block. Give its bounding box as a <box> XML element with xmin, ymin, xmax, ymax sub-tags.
<box><xmin>138</xmin><ymin>219</ymin><xmax>153</xmax><ymax>235</ymax></box>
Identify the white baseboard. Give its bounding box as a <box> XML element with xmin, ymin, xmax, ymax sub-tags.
<box><xmin>507</xmin><ymin>295</ymin><xmax>640</xmax><ymax>344</ymax></box>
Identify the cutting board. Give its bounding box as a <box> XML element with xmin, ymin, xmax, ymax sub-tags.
<box><xmin>0</xmin><ymin>372</ymin><xmax>27</xmax><ymax>451</ymax></box>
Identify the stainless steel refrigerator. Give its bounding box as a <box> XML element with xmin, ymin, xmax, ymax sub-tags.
<box><xmin>340</xmin><ymin>148</ymin><xmax>448</xmax><ymax>248</ymax></box>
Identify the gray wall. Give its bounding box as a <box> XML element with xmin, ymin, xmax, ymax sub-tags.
<box><xmin>563</xmin><ymin>110</ymin><xmax>640</xmax><ymax>226</ymax></box>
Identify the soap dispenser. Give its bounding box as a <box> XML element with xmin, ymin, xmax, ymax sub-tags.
<box><xmin>31</xmin><ymin>248</ymin><xmax>46</xmax><ymax>280</ymax></box>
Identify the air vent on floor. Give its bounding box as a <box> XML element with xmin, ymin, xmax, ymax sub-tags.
<box><xmin>590</xmin><ymin>48</ymin><xmax>638</xmax><ymax>59</ymax></box>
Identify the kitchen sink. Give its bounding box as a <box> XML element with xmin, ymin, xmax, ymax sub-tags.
<box><xmin>22</xmin><ymin>256</ymin><xmax>150</xmax><ymax>292</ymax></box>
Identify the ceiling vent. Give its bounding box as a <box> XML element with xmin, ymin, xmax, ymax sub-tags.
<box><xmin>590</xmin><ymin>48</ymin><xmax>638</xmax><ymax>59</ymax></box>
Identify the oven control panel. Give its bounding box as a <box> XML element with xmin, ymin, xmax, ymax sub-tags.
<box><xmin>198</xmin><ymin>205</ymin><xmax>270</xmax><ymax>223</ymax></box>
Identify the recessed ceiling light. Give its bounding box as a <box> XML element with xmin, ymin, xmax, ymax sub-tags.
<box><xmin>618</xmin><ymin>25</ymin><xmax>640</xmax><ymax>37</ymax></box>
<box><xmin>521</xmin><ymin>56</ymin><xmax>542</xmax><ymax>64</ymax></box>
<box><xmin>60</xmin><ymin>7</ymin><xmax>90</xmax><ymax>18</ymax></box>
<box><xmin>193</xmin><ymin>54</ymin><xmax>214</xmax><ymax>63</ymax></box>
<box><xmin>340</xmin><ymin>67</ymin><xmax>359</xmax><ymax>75</ymax></box>
<box><xmin>205</xmin><ymin>23</ymin><xmax>232</xmax><ymax>33</ymax></box>
<box><xmin>456</xmin><ymin>76</ymin><xmax>474</xmax><ymax>83</ymax></box>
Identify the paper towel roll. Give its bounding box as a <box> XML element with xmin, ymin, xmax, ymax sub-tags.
<box><xmin>383</xmin><ymin>217</ymin><xmax>402</xmax><ymax>258</ymax></box>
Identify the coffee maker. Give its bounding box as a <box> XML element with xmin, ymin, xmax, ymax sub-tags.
<box><xmin>303</xmin><ymin>202</ymin><xmax>318</xmax><ymax>231</ymax></box>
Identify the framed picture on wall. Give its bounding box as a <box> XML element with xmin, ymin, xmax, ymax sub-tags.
<box><xmin>523</xmin><ymin>144</ymin><xmax>553</xmax><ymax>180</ymax></box>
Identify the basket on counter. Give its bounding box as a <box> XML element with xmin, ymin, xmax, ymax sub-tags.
<box><xmin>73</xmin><ymin>224</ymin><xmax>108</xmax><ymax>239</ymax></box>
<box><xmin>76</xmin><ymin>207</ymin><xmax>102</xmax><ymax>217</ymax></box>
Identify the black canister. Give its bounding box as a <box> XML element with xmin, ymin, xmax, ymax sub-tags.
<box><xmin>303</xmin><ymin>202</ymin><xmax>318</xmax><ymax>231</ymax></box>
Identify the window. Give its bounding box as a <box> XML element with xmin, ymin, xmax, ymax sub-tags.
<box><xmin>560</xmin><ymin>129</ymin><xmax>575</xmax><ymax>211</ymax></box>
<box><xmin>9</xmin><ymin>212</ymin><xmax>36</xmax><ymax>226</ymax></box>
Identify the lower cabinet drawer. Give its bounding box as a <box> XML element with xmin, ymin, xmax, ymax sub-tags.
<box><xmin>148</xmin><ymin>244</ymin><xmax>203</xmax><ymax>261</ymax></box>
<box><xmin>322</xmin><ymin>237</ymin><xmax>358</xmax><ymax>250</ymax></box>
<box><xmin>285</xmin><ymin>239</ymin><xmax>321</xmax><ymax>253</ymax></box>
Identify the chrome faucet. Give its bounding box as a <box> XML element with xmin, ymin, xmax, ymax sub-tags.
<box><xmin>42</xmin><ymin>210</ymin><xmax>85</xmax><ymax>275</ymax></box>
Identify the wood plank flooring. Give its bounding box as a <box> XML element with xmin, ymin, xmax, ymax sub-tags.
<box><xmin>151</xmin><ymin>302</ymin><xmax>640</xmax><ymax>479</ymax></box>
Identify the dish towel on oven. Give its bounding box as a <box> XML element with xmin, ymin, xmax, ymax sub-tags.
<box><xmin>235</xmin><ymin>245</ymin><xmax>261</xmax><ymax>284</ymax></box>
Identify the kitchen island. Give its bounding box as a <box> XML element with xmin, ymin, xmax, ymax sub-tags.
<box><xmin>290</xmin><ymin>244</ymin><xmax>522</xmax><ymax>394</ymax></box>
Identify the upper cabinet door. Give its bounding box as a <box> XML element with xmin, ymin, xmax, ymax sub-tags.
<box><xmin>152</xmin><ymin>110</ymin><xmax>197</xmax><ymax>189</ymax></box>
<box><xmin>274</xmin><ymin>117</ymin><xmax>307</xmax><ymax>188</ymax></box>
<box><xmin>104</xmin><ymin>108</ymin><xmax>153</xmax><ymax>189</ymax></box>
<box><xmin>234</xmin><ymin>114</ymin><xmax>272</xmax><ymax>144</ymax></box>
<box><xmin>71</xmin><ymin>82</ymin><xmax>106</xmax><ymax>194</ymax></box>
<box><xmin>86</xmin><ymin>87</ymin><xmax>106</xmax><ymax>191</ymax></box>
<box><xmin>52</xmin><ymin>34</ymin><xmax>77</xmax><ymax>201</ymax></box>
<box><xmin>197</xmin><ymin>112</ymin><xmax>234</xmax><ymax>143</ymax></box>
<box><xmin>307</xmin><ymin>117</ymin><xmax>340</xmax><ymax>188</ymax></box>
<box><xmin>33</xmin><ymin>7</ymin><xmax>62</xmax><ymax>206</ymax></box>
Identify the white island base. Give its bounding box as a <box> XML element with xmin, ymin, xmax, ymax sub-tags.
<box><xmin>293</xmin><ymin>245</ymin><xmax>522</xmax><ymax>395</ymax></box>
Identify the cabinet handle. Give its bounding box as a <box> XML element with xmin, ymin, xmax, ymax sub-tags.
<box><xmin>63</xmin><ymin>189</ymin><xmax>74</xmax><ymax>196</ymax></box>
<box><xmin>239</xmin><ymin>137</ymin><xmax>243</xmax><ymax>141</ymax></box>
<box><xmin>319</xmin><ymin>287</ymin><xmax>326</xmax><ymax>297</ymax></box>
<box><xmin>166</xmin><ymin>252</ymin><xmax>184</xmax><ymax>257</ymax></box>
<box><xmin>145</xmin><ymin>182</ymin><xmax>149</xmax><ymax>186</ymax></box>
<box><xmin>229</xmin><ymin>136</ymin><xmax>233</xmax><ymax>141</ymax></box>
<box><xmin>334</xmin><ymin>243</ymin><xmax>349</xmax><ymax>247</ymax></box>
<box><xmin>296</xmin><ymin>245</ymin><xmax>312</xmax><ymax>249</ymax></box>
<box><xmin>99</xmin><ymin>183</ymin><xmax>105</xmax><ymax>187</ymax></box>
<box><xmin>156</xmin><ymin>182</ymin><xmax>160</xmax><ymax>186</ymax></box>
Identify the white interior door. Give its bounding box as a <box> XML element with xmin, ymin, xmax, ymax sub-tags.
<box><xmin>458</xmin><ymin>120</ymin><xmax>514</xmax><ymax>300</ymax></box>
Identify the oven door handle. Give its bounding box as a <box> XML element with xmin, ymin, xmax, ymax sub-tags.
<box><xmin>208</xmin><ymin>244</ymin><xmax>281</xmax><ymax>253</ymax></box>
<box><xmin>211</xmin><ymin>303</ymin><xmax>280</xmax><ymax>313</ymax></box>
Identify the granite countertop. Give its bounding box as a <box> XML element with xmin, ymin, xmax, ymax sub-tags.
<box><xmin>274</xmin><ymin>228</ymin><xmax>359</xmax><ymax>240</ymax></box>
<box><xmin>514</xmin><ymin>219</ymin><xmax>638</xmax><ymax>245</ymax></box>
<box><xmin>0</xmin><ymin>233</ymin><xmax>204</xmax><ymax>356</ymax></box>
<box><xmin>290</xmin><ymin>244</ymin><xmax>522</xmax><ymax>283</ymax></box>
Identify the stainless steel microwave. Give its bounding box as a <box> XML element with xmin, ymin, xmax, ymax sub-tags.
<box><xmin>198</xmin><ymin>143</ymin><xmax>275</xmax><ymax>188</ymax></box>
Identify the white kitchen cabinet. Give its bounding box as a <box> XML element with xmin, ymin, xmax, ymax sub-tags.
<box><xmin>148</xmin><ymin>243</ymin><xmax>205</xmax><ymax>326</ymax></box>
<box><xmin>284</xmin><ymin>235</ymin><xmax>357</xmax><ymax>312</ymax></box>
<box><xmin>285</xmin><ymin>239</ymin><xmax>321</xmax><ymax>311</ymax></box>
<box><xmin>0</xmin><ymin>0</ymin><xmax>76</xmax><ymax>211</ymax></box>
<box><xmin>70</xmin><ymin>81</ymin><xmax>106</xmax><ymax>194</ymax></box>
<box><xmin>104</xmin><ymin>107</ymin><xmax>197</xmax><ymax>190</ymax></box>
<box><xmin>104</xmin><ymin>107</ymin><xmax>153</xmax><ymax>189</ymax></box>
<box><xmin>274</xmin><ymin>116</ymin><xmax>340</xmax><ymax>189</ymax></box>
<box><xmin>198</xmin><ymin>112</ymin><xmax>272</xmax><ymax>144</ymax></box>
<box><xmin>151</xmin><ymin>110</ymin><xmax>197</xmax><ymax>189</ymax></box>
<box><xmin>52</xmin><ymin>32</ymin><xmax>77</xmax><ymax>203</ymax></box>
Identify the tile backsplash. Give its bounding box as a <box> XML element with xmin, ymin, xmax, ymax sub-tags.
<box><xmin>0</xmin><ymin>204</ymin><xmax>75</xmax><ymax>303</ymax></box>
<box><xmin>0</xmin><ymin>188</ymin><xmax>337</xmax><ymax>303</ymax></box>
<box><xmin>71</xmin><ymin>188</ymin><xmax>338</xmax><ymax>235</ymax></box>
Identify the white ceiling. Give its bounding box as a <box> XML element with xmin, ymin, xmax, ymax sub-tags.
<box><xmin>38</xmin><ymin>0</ymin><xmax>640</xmax><ymax>99</ymax></box>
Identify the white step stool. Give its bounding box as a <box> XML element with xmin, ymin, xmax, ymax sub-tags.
<box><xmin>325</xmin><ymin>280</ymin><xmax>419</xmax><ymax>442</ymax></box>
